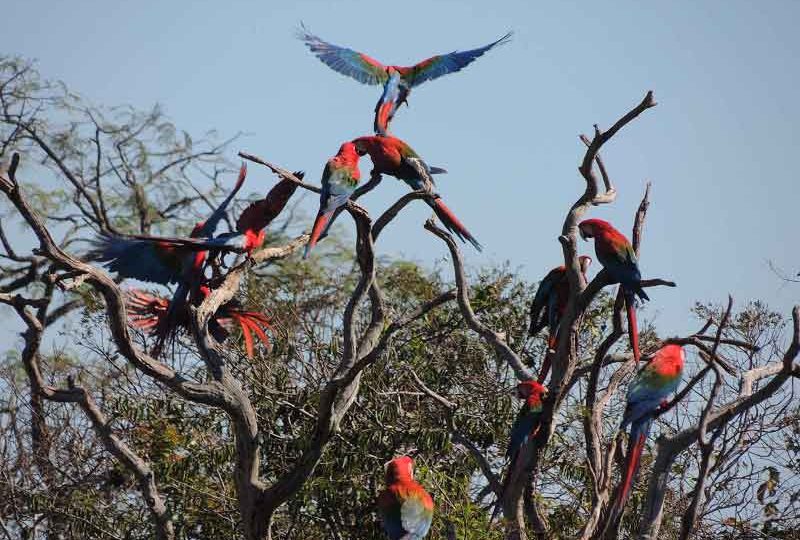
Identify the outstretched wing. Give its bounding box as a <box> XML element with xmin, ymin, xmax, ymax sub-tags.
<box><xmin>87</xmin><ymin>234</ymin><xmax>185</xmax><ymax>284</ymax></box>
<box><xmin>237</xmin><ymin>177</ymin><xmax>299</xmax><ymax>233</ymax></box>
<box><xmin>297</xmin><ymin>24</ymin><xmax>389</xmax><ymax>86</ymax></box>
<box><xmin>397</xmin><ymin>32</ymin><xmax>512</xmax><ymax>88</ymax></box>
<box><xmin>198</xmin><ymin>162</ymin><xmax>248</xmax><ymax>237</ymax></box>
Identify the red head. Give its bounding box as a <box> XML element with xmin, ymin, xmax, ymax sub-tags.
<box><xmin>352</xmin><ymin>136</ymin><xmax>379</xmax><ymax>157</ymax></box>
<box><xmin>335</xmin><ymin>141</ymin><xmax>360</xmax><ymax>162</ymax></box>
<box><xmin>652</xmin><ymin>344</ymin><xmax>685</xmax><ymax>375</ymax></box>
<box><xmin>578</xmin><ymin>218</ymin><xmax>619</xmax><ymax>241</ymax></box>
<box><xmin>385</xmin><ymin>455</ymin><xmax>415</xmax><ymax>484</ymax></box>
<box><xmin>516</xmin><ymin>381</ymin><xmax>547</xmax><ymax>411</ymax></box>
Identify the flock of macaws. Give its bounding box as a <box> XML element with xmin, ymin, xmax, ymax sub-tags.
<box><xmin>84</xmin><ymin>26</ymin><xmax>686</xmax><ymax>538</ymax></box>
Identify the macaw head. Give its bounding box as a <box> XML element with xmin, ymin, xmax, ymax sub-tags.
<box><xmin>578</xmin><ymin>218</ymin><xmax>613</xmax><ymax>241</ymax></box>
<box><xmin>336</xmin><ymin>141</ymin><xmax>360</xmax><ymax>162</ymax></box>
<box><xmin>653</xmin><ymin>344</ymin><xmax>686</xmax><ymax>376</ymax></box>
<box><xmin>517</xmin><ymin>381</ymin><xmax>547</xmax><ymax>412</ymax></box>
<box><xmin>385</xmin><ymin>455</ymin><xmax>415</xmax><ymax>483</ymax></box>
<box><xmin>352</xmin><ymin>136</ymin><xmax>372</xmax><ymax>157</ymax></box>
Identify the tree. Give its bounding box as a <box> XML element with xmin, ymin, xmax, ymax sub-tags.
<box><xmin>0</xmin><ymin>56</ymin><xmax>797</xmax><ymax>540</ymax></box>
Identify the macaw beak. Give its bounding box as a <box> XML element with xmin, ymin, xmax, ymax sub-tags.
<box><xmin>579</xmin><ymin>227</ymin><xmax>590</xmax><ymax>241</ymax></box>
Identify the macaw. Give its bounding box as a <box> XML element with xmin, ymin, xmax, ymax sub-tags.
<box><xmin>304</xmin><ymin>141</ymin><xmax>361</xmax><ymax>257</ymax></box>
<box><xmin>529</xmin><ymin>256</ymin><xmax>592</xmax><ymax>382</ymax></box>
<box><xmin>89</xmin><ymin>167</ymin><xmax>298</xmax><ymax>355</ymax></box>
<box><xmin>578</xmin><ymin>219</ymin><xmax>649</xmax><ymax>364</ymax></box>
<box><xmin>492</xmin><ymin>380</ymin><xmax>547</xmax><ymax>520</ymax></box>
<box><xmin>609</xmin><ymin>344</ymin><xmax>684</xmax><ymax>523</ymax></box>
<box><xmin>298</xmin><ymin>25</ymin><xmax>511</xmax><ymax>135</ymax></box>
<box><xmin>126</xmin><ymin>286</ymin><xmax>272</xmax><ymax>358</ymax></box>
<box><xmin>352</xmin><ymin>135</ymin><xmax>481</xmax><ymax>251</ymax></box>
<box><xmin>377</xmin><ymin>455</ymin><xmax>434</xmax><ymax>540</ymax></box>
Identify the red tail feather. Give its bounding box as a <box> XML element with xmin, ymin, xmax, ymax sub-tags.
<box><xmin>617</xmin><ymin>433</ymin><xmax>646</xmax><ymax>509</ymax></box>
<box><xmin>625</xmin><ymin>295</ymin><xmax>640</xmax><ymax>363</ymax></box>
<box><xmin>431</xmin><ymin>198</ymin><xmax>482</xmax><ymax>251</ymax></box>
<box><xmin>305</xmin><ymin>211</ymin><xmax>332</xmax><ymax>256</ymax></box>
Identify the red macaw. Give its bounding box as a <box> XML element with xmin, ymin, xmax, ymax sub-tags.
<box><xmin>529</xmin><ymin>256</ymin><xmax>592</xmax><ymax>382</ymax></box>
<box><xmin>126</xmin><ymin>286</ymin><xmax>272</xmax><ymax>358</ymax></box>
<box><xmin>578</xmin><ymin>219</ymin><xmax>649</xmax><ymax>364</ymax></box>
<box><xmin>377</xmin><ymin>456</ymin><xmax>434</xmax><ymax>540</ymax></box>
<box><xmin>304</xmin><ymin>141</ymin><xmax>362</xmax><ymax>257</ymax></box>
<box><xmin>351</xmin><ymin>135</ymin><xmax>481</xmax><ymax>251</ymax></box>
<box><xmin>608</xmin><ymin>344</ymin><xmax>684</xmax><ymax>524</ymax></box>
<box><xmin>89</xmin><ymin>167</ymin><xmax>298</xmax><ymax>355</ymax></box>
<box><xmin>298</xmin><ymin>25</ymin><xmax>511</xmax><ymax>135</ymax></box>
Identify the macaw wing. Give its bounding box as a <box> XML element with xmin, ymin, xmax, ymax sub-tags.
<box><xmin>297</xmin><ymin>25</ymin><xmax>389</xmax><ymax>86</ymax></box>
<box><xmin>397</xmin><ymin>32</ymin><xmax>512</xmax><ymax>88</ymax></box>
<box><xmin>530</xmin><ymin>267</ymin><xmax>562</xmax><ymax>334</ymax></box>
<box><xmin>237</xmin><ymin>178</ymin><xmax>298</xmax><ymax>233</ymax></box>
<box><xmin>87</xmin><ymin>234</ymin><xmax>184</xmax><ymax>284</ymax></box>
<box><xmin>400</xmin><ymin>493</ymin><xmax>433</xmax><ymax>539</ymax></box>
<box><xmin>200</xmin><ymin>163</ymin><xmax>248</xmax><ymax>237</ymax></box>
<box><xmin>377</xmin><ymin>490</ymin><xmax>405</xmax><ymax>539</ymax></box>
<box><xmin>507</xmin><ymin>408</ymin><xmax>538</xmax><ymax>458</ymax></box>
<box><xmin>401</xmin><ymin>156</ymin><xmax>435</xmax><ymax>192</ymax></box>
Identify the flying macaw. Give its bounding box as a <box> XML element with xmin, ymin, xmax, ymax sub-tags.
<box><xmin>304</xmin><ymin>141</ymin><xmax>362</xmax><ymax>257</ymax></box>
<box><xmin>89</xmin><ymin>167</ymin><xmax>298</xmax><ymax>355</ymax></box>
<box><xmin>89</xmin><ymin>164</ymin><xmax>250</xmax><ymax>354</ymax></box>
<box><xmin>578</xmin><ymin>219</ymin><xmax>649</xmax><ymax>364</ymax></box>
<box><xmin>377</xmin><ymin>455</ymin><xmax>434</xmax><ymax>540</ymax></box>
<box><xmin>608</xmin><ymin>344</ymin><xmax>684</xmax><ymax>524</ymax></box>
<box><xmin>126</xmin><ymin>286</ymin><xmax>272</xmax><ymax>358</ymax></box>
<box><xmin>352</xmin><ymin>135</ymin><xmax>481</xmax><ymax>251</ymax></box>
<box><xmin>298</xmin><ymin>25</ymin><xmax>512</xmax><ymax>135</ymax></box>
<box><xmin>529</xmin><ymin>256</ymin><xmax>592</xmax><ymax>382</ymax></box>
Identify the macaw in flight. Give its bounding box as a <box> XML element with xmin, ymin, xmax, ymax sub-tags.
<box><xmin>126</xmin><ymin>286</ymin><xmax>272</xmax><ymax>358</ymax></box>
<box><xmin>298</xmin><ymin>25</ymin><xmax>512</xmax><ymax>135</ymax></box>
<box><xmin>578</xmin><ymin>218</ymin><xmax>649</xmax><ymax>364</ymax></box>
<box><xmin>304</xmin><ymin>141</ymin><xmax>361</xmax><ymax>257</ymax></box>
<box><xmin>607</xmin><ymin>344</ymin><xmax>684</xmax><ymax>525</ymax></box>
<box><xmin>377</xmin><ymin>455</ymin><xmax>434</xmax><ymax>540</ymax></box>
<box><xmin>352</xmin><ymin>135</ymin><xmax>481</xmax><ymax>251</ymax></box>
<box><xmin>528</xmin><ymin>256</ymin><xmax>592</xmax><ymax>382</ymax></box>
<box><xmin>88</xmin><ymin>166</ymin><xmax>298</xmax><ymax>355</ymax></box>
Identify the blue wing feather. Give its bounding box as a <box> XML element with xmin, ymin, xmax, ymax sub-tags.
<box><xmin>87</xmin><ymin>234</ymin><xmax>182</xmax><ymax>285</ymax></box>
<box><xmin>297</xmin><ymin>24</ymin><xmax>388</xmax><ymax>85</ymax></box>
<box><xmin>402</xmin><ymin>32</ymin><xmax>512</xmax><ymax>87</ymax></box>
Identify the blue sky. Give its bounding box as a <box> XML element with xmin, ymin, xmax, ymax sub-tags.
<box><xmin>4</xmin><ymin>0</ymin><xmax>799</xmax><ymax>339</ymax></box>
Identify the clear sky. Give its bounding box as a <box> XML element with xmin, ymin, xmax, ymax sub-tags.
<box><xmin>4</xmin><ymin>0</ymin><xmax>799</xmax><ymax>338</ymax></box>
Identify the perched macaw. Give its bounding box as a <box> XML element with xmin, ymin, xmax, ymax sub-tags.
<box><xmin>304</xmin><ymin>142</ymin><xmax>362</xmax><ymax>257</ymax></box>
<box><xmin>610</xmin><ymin>344</ymin><xmax>684</xmax><ymax>523</ymax></box>
<box><xmin>377</xmin><ymin>456</ymin><xmax>434</xmax><ymax>540</ymax></box>
<box><xmin>529</xmin><ymin>256</ymin><xmax>592</xmax><ymax>382</ymax></box>
<box><xmin>506</xmin><ymin>381</ymin><xmax>547</xmax><ymax>465</ymax></box>
<box><xmin>578</xmin><ymin>219</ymin><xmax>649</xmax><ymax>364</ymax></box>
<box><xmin>298</xmin><ymin>25</ymin><xmax>511</xmax><ymax>135</ymax></box>
<box><xmin>352</xmin><ymin>135</ymin><xmax>481</xmax><ymax>251</ymax></box>
<box><xmin>126</xmin><ymin>286</ymin><xmax>272</xmax><ymax>358</ymax></box>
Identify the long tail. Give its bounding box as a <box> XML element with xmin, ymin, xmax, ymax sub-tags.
<box><xmin>427</xmin><ymin>197</ymin><xmax>482</xmax><ymax>252</ymax></box>
<box><xmin>624</xmin><ymin>292</ymin><xmax>641</xmax><ymax>364</ymax></box>
<box><xmin>607</xmin><ymin>417</ymin><xmax>652</xmax><ymax>528</ymax></box>
<box><xmin>304</xmin><ymin>210</ymin><xmax>333</xmax><ymax>258</ymax></box>
<box><xmin>537</xmin><ymin>333</ymin><xmax>557</xmax><ymax>383</ymax></box>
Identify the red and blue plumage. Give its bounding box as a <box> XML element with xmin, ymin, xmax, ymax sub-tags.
<box><xmin>298</xmin><ymin>25</ymin><xmax>511</xmax><ymax>135</ymax></box>
<box><xmin>506</xmin><ymin>381</ymin><xmax>547</xmax><ymax>463</ymax></box>
<box><xmin>528</xmin><ymin>256</ymin><xmax>592</xmax><ymax>382</ymax></box>
<box><xmin>89</xmin><ymin>165</ymin><xmax>297</xmax><ymax>355</ymax></box>
<box><xmin>126</xmin><ymin>286</ymin><xmax>272</xmax><ymax>358</ymax></box>
<box><xmin>377</xmin><ymin>456</ymin><xmax>434</xmax><ymax>540</ymax></box>
<box><xmin>304</xmin><ymin>142</ymin><xmax>361</xmax><ymax>257</ymax></box>
<box><xmin>610</xmin><ymin>344</ymin><xmax>684</xmax><ymax>522</ymax></box>
<box><xmin>579</xmin><ymin>219</ymin><xmax>649</xmax><ymax>364</ymax></box>
<box><xmin>352</xmin><ymin>135</ymin><xmax>481</xmax><ymax>251</ymax></box>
